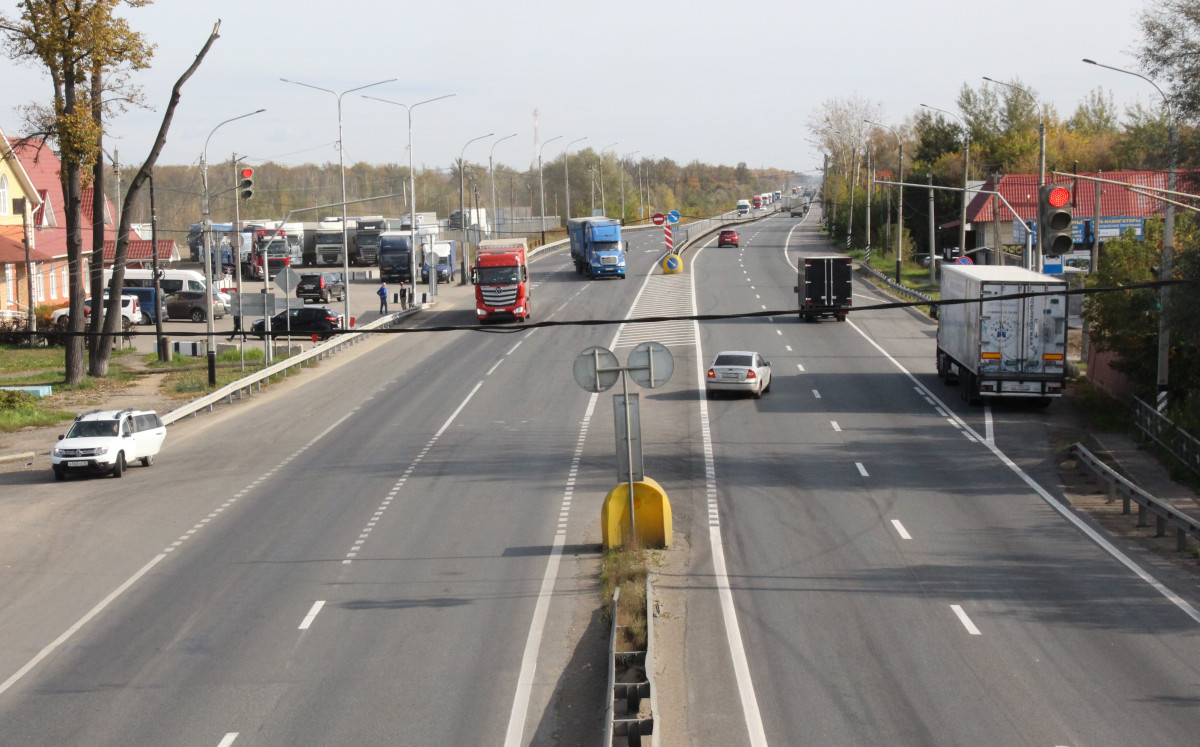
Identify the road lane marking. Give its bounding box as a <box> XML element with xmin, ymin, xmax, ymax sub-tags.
<box><xmin>299</xmin><ymin>601</ymin><xmax>325</xmax><ymax>630</ymax></box>
<box><xmin>891</xmin><ymin>519</ymin><xmax>912</xmax><ymax>539</ymax></box>
<box><xmin>796</xmin><ymin>363</ymin><xmax>805</xmax><ymax>372</ymax></box>
<box><xmin>856</xmin><ymin>462</ymin><xmax>869</xmax><ymax>477</ymax></box>
<box><xmin>487</xmin><ymin>359</ymin><xmax>503</xmax><ymax>376</ymax></box>
<box><xmin>217</xmin><ymin>735</ymin><xmax>238</xmax><ymax>747</ymax></box>
<box><xmin>984</xmin><ymin>405</ymin><xmax>994</xmax><ymax>444</ymax></box>
<box><xmin>831</xmin><ymin>421</ymin><xmax>841</xmax><ymax>432</ymax></box>
<box><xmin>951</xmin><ymin>605</ymin><xmax>982</xmax><ymax>635</ymax></box>
<box><xmin>812</xmin><ymin>389</ymin><xmax>821</xmax><ymax>399</ymax></box>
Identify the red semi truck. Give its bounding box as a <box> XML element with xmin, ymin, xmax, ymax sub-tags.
<box><xmin>472</xmin><ymin>238</ymin><xmax>532</xmax><ymax>323</ymax></box>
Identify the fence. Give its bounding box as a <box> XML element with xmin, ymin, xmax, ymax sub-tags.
<box><xmin>604</xmin><ymin>578</ymin><xmax>657</xmax><ymax>747</ymax></box>
<box><xmin>1134</xmin><ymin>397</ymin><xmax>1200</xmax><ymax>478</ymax></box>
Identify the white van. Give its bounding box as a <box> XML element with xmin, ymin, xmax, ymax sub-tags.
<box><xmin>737</xmin><ymin>199</ymin><xmax>751</xmax><ymax>216</ymax></box>
<box><xmin>106</xmin><ymin>268</ymin><xmax>231</xmax><ymax>313</ymax></box>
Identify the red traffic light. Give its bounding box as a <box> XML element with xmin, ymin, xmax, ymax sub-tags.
<box><xmin>240</xmin><ymin>167</ymin><xmax>254</xmax><ymax>179</ymax></box>
<box><xmin>1047</xmin><ymin>186</ymin><xmax>1070</xmax><ymax>207</ymax></box>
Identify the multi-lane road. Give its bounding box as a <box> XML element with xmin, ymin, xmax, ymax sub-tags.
<box><xmin>1</xmin><ymin>207</ymin><xmax>1199</xmax><ymax>746</ymax></box>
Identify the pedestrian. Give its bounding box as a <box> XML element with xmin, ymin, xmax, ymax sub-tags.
<box><xmin>378</xmin><ymin>282</ymin><xmax>388</xmax><ymax>314</ymax></box>
<box><xmin>400</xmin><ymin>284</ymin><xmax>409</xmax><ymax>310</ymax></box>
<box><xmin>227</xmin><ymin>315</ymin><xmax>242</xmax><ymax>341</ymax></box>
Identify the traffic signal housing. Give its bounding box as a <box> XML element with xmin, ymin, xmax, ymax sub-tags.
<box><xmin>1038</xmin><ymin>184</ymin><xmax>1073</xmax><ymax>256</ymax></box>
<box><xmin>238</xmin><ymin>167</ymin><xmax>254</xmax><ymax>200</ymax></box>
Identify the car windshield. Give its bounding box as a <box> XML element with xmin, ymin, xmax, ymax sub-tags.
<box><xmin>714</xmin><ymin>354</ymin><xmax>753</xmax><ymax>367</ymax></box>
<box><xmin>477</xmin><ymin>266</ymin><xmax>521</xmax><ymax>284</ymax></box>
<box><xmin>68</xmin><ymin>419</ymin><xmax>119</xmax><ymax>438</ymax></box>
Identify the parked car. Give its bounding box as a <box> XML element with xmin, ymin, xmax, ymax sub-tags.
<box><xmin>51</xmin><ymin>294</ymin><xmax>139</xmax><ymax>329</ymax></box>
<box><xmin>119</xmin><ymin>286</ymin><xmax>169</xmax><ymax>324</ymax></box>
<box><xmin>165</xmin><ymin>290</ymin><xmax>225</xmax><ymax>322</ymax></box>
<box><xmin>296</xmin><ymin>272</ymin><xmax>346</xmax><ymax>304</ymax></box>
<box><xmin>718</xmin><ymin>230</ymin><xmax>739</xmax><ymax>248</ymax></box>
<box><xmin>50</xmin><ymin>408</ymin><xmax>166</xmax><ymax>479</ymax></box>
<box><xmin>250</xmin><ymin>306</ymin><xmax>343</xmax><ymax>340</ymax></box>
<box><xmin>705</xmin><ymin>350</ymin><xmax>772</xmax><ymax>398</ymax></box>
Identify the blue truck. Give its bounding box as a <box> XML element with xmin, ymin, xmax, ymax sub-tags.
<box><xmin>379</xmin><ymin>231</ymin><xmax>414</xmax><ymax>283</ymax></box>
<box><xmin>567</xmin><ymin>217</ymin><xmax>627</xmax><ymax>279</ymax></box>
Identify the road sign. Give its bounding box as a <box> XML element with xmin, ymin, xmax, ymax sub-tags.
<box><xmin>274</xmin><ymin>267</ymin><xmax>302</xmax><ymax>294</ymax></box>
<box><xmin>627</xmin><ymin>342</ymin><xmax>674</xmax><ymax>389</ymax></box>
<box><xmin>231</xmin><ymin>292</ymin><xmax>273</xmax><ymax>316</ymax></box>
<box><xmin>955</xmin><ymin>256</ymin><xmax>973</xmax><ymax>265</ymax></box>
<box><xmin>651</xmin><ymin>212</ymin><xmax>666</xmax><ymax>226</ymax></box>
<box><xmin>662</xmin><ymin>254</ymin><xmax>682</xmax><ymax>274</ymax></box>
<box><xmin>573</xmin><ymin>346</ymin><xmax>620</xmax><ymax>392</ymax></box>
<box><xmin>667</xmin><ymin>210</ymin><xmax>680</xmax><ymax>224</ymax></box>
<box><xmin>664</xmin><ymin>225</ymin><xmax>674</xmax><ymax>254</ymax></box>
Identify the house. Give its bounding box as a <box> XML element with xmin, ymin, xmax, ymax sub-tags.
<box><xmin>0</xmin><ymin>127</ymin><xmax>50</xmax><ymax>320</ymax></box>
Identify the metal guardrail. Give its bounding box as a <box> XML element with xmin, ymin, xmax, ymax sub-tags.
<box><xmin>161</xmin><ymin>306</ymin><xmax>419</xmax><ymax>426</ymax></box>
<box><xmin>604</xmin><ymin>578</ymin><xmax>657</xmax><ymax>747</ymax></box>
<box><xmin>857</xmin><ymin>262</ymin><xmax>937</xmax><ymax>305</ymax></box>
<box><xmin>1071</xmin><ymin>442</ymin><xmax>1200</xmax><ymax>552</ymax></box>
<box><xmin>1134</xmin><ymin>397</ymin><xmax>1200</xmax><ymax>477</ymax></box>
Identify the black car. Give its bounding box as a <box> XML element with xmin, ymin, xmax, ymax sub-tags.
<box><xmin>165</xmin><ymin>290</ymin><xmax>225</xmax><ymax>323</ymax></box>
<box><xmin>251</xmin><ymin>306</ymin><xmax>343</xmax><ymax>340</ymax></box>
<box><xmin>296</xmin><ymin>272</ymin><xmax>346</xmax><ymax>304</ymax></box>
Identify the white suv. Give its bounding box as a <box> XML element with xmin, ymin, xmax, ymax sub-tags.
<box><xmin>51</xmin><ymin>408</ymin><xmax>167</xmax><ymax>479</ymax></box>
<box><xmin>51</xmin><ymin>294</ymin><xmax>140</xmax><ymax>329</ymax></box>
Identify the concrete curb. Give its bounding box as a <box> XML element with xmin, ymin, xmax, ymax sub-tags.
<box><xmin>0</xmin><ymin>451</ymin><xmax>35</xmax><ymax>464</ymax></box>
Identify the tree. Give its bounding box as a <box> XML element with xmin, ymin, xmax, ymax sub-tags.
<box><xmin>0</xmin><ymin>0</ymin><xmax>153</xmax><ymax>385</ymax></box>
<box><xmin>1137</xmin><ymin>0</ymin><xmax>1200</xmax><ymax>120</ymax></box>
<box><xmin>1069</xmin><ymin>87</ymin><xmax>1120</xmax><ymax>136</ymax></box>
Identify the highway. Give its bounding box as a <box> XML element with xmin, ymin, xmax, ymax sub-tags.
<box><xmin>1</xmin><ymin>205</ymin><xmax>1200</xmax><ymax>746</ymax></box>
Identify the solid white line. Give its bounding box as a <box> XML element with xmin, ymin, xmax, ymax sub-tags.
<box><xmin>891</xmin><ymin>519</ymin><xmax>912</xmax><ymax>540</ymax></box>
<box><xmin>298</xmin><ymin>600</ymin><xmax>325</xmax><ymax>630</ymax></box>
<box><xmin>0</xmin><ymin>554</ymin><xmax>166</xmax><ymax>696</ymax></box>
<box><xmin>217</xmin><ymin>734</ymin><xmax>239</xmax><ymax>747</ymax></box>
<box><xmin>856</xmin><ymin>462</ymin><xmax>869</xmax><ymax>477</ymax></box>
<box><xmin>433</xmin><ymin>381</ymin><xmax>484</xmax><ymax>440</ymax></box>
<box><xmin>951</xmin><ymin>604</ymin><xmax>982</xmax><ymax>635</ymax></box>
<box><xmin>984</xmin><ymin>405</ymin><xmax>994</xmax><ymax>444</ymax></box>
<box><xmin>845</xmin><ymin>318</ymin><xmax>1200</xmax><ymax>625</ymax></box>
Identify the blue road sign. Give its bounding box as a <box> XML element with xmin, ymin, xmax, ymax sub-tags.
<box><xmin>955</xmin><ymin>256</ymin><xmax>973</xmax><ymax>265</ymax></box>
<box><xmin>667</xmin><ymin>210</ymin><xmax>681</xmax><ymax>224</ymax></box>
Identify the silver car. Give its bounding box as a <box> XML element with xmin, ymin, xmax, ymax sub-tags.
<box><xmin>705</xmin><ymin>350</ymin><xmax>772</xmax><ymax>398</ymax></box>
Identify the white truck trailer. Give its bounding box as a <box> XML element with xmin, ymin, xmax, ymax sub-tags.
<box><xmin>936</xmin><ymin>264</ymin><xmax>1069</xmax><ymax>405</ymax></box>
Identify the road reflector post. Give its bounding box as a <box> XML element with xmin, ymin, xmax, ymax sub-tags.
<box><xmin>602</xmin><ymin>476</ymin><xmax>672</xmax><ymax>550</ymax></box>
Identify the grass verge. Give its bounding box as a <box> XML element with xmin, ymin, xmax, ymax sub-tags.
<box><xmin>600</xmin><ymin>549</ymin><xmax>649</xmax><ymax>651</ymax></box>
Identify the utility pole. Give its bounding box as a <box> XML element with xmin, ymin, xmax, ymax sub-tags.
<box><xmin>928</xmin><ymin>171</ymin><xmax>936</xmax><ymax>283</ymax></box>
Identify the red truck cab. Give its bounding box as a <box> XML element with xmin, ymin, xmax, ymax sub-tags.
<box><xmin>472</xmin><ymin>239</ymin><xmax>531</xmax><ymax>323</ymax></box>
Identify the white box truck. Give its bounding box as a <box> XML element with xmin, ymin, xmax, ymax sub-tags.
<box><xmin>936</xmin><ymin>264</ymin><xmax>1069</xmax><ymax>405</ymax></box>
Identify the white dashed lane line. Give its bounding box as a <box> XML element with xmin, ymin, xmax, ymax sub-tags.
<box><xmin>891</xmin><ymin>519</ymin><xmax>912</xmax><ymax>539</ymax></box>
<box><xmin>298</xmin><ymin>601</ymin><xmax>325</xmax><ymax>630</ymax></box>
<box><xmin>951</xmin><ymin>605</ymin><xmax>982</xmax><ymax>635</ymax></box>
<box><xmin>855</xmin><ymin>462</ymin><xmax>869</xmax><ymax>477</ymax></box>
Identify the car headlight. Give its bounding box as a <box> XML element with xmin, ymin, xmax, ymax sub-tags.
<box><xmin>52</xmin><ymin>447</ymin><xmax>64</xmax><ymax>457</ymax></box>
<box><xmin>94</xmin><ymin>446</ymin><xmax>108</xmax><ymax>455</ymax></box>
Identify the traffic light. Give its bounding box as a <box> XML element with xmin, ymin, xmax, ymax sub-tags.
<box><xmin>238</xmin><ymin>167</ymin><xmax>254</xmax><ymax>200</ymax></box>
<box><xmin>1038</xmin><ymin>184</ymin><xmax>1073</xmax><ymax>256</ymax></box>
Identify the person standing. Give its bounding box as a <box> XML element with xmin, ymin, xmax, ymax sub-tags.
<box><xmin>400</xmin><ymin>284</ymin><xmax>409</xmax><ymax>310</ymax></box>
<box><xmin>378</xmin><ymin>282</ymin><xmax>388</xmax><ymax>314</ymax></box>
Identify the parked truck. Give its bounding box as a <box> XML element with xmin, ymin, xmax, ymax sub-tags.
<box><xmin>314</xmin><ymin>220</ymin><xmax>350</xmax><ymax>266</ymax></box>
<box><xmin>936</xmin><ymin>264</ymin><xmax>1068</xmax><ymax>405</ymax></box>
<box><xmin>472</xmin><ymin>237</ymin><xmax>531</xmax><ymax>323</ymax></box>
<box><xmin>421</xmin><ymin>240</ymin><xmax>457</xmax><ymax>283</ymax></box>
<box><xmin>794</xmin><ymin>255</ymin><xmax>852</xmax><ymax>322</ymax></box>
<box><xmin>353</xmin><ymin>216</ymin><xmax>386</xmax><ymax>265</ymax></box>
<box><xmin>379</xmin><ymin>231</ymin><xmax>415</xmax><ymax>283</ymax></box>
<box><xmin>567</xmin><ymin>217</ymin><xmax>626</xmax><ymax>279</ymax></box>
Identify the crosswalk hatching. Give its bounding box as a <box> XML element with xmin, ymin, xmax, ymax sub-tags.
<box><xmin>613</xmin><ymin>274</ymin><xmax>694</xmax><ymax>350</ymax></box>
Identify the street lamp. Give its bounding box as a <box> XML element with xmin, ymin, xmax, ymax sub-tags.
<box><xmin>620</xmin><ymin>150</ymin><xmax>638</xmax><ymax>225</ymax></box>
<box><xmin>362</xmin><ymin>92</ymin><xmax>456</xmax><ymax>302</ymax></box>
<box><xmin>563</xmin><ymin>136</ymin><xmax>588</xmax><ymax>221</ymax></box>
<box><xmin>1083</xmin><ymin>57</ymin><xmax>1177</xmax><ymax>410</ymax></box>
<box><xmin>865</xmin><ymin>119</ymin><xmax>904</xmax><ymax>282</ymax></box>
<box><xmin>538</xmin><ymin>135</ymin><xmax>563</xmax><ymax>244</ymax></box>
<box><xmin>282</xmin><ymin>76</ymin><xmax>397</xmax><ymax>327</ymax></box>
<box><xmin>639</xmin><ymin>155</ymin><xmax>655</xmax><ymax>224</ymax></box>
<box><xmin>489</xmin><ymin>133</ymin><xmax>518</xmax><ymax>240</ymax></box>
<box><xmin>920</xmin><ymin>103</ymin><xmax>971</xmax><ymax>262</ymax></box>
<box><xmin>458</xmin><ymin>133</ymin><xmax>493</xmax><ymax>285</ymax></box>
<box><xmin>600</xmin><ymin>142</ymin><xmax>618</xmax><ymax>217</ymax></box>
<box><xmin>982</xmin><ymin>77</ymin><xmax>1045</xmax><ymax>186</ymax></box>
<box><xmin>200</xmin><ymin>108</ymin><xmax>265</xmax><ymax>386</ymax></box>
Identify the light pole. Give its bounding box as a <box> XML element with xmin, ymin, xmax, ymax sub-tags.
<box><xmin>489</xmin><ymin>133</ymin><xmax>517</xmax><ymax>240</ymax></box>
<box><xmin>600</xmin><ymin>142</ymin><xmax>618</xmax><ymax>217</ymax></box>
<box><xmin>921</xmin><ymin>103</ymin><xmax>970</xmax><ymax>262</ymax></box>
<box><xmin>865</xmin><ymin>119</ymin><xmax>903</xmax><ymax>282</ymax></box>
<box><xmin>458</xmin><ymin>133</ymin><xmax>493</xmax><ymax>285</ymax></box>
<box><xmin>283</xmin><ymin>76</ymin><xmax>396</xmax><ymax>327</ymax></box>
<box><xmin>620</xmin><ymin>150</ymin><xmax>638</xmax><ymax>225</ymax></box>
<box><xmin>538</xmin><ymin>135</ymin><xmax>563</xmax><ymax>245</ymax></box>
<box><xmin>563</xmin><ymin>136</ymin><xmax>588</xmax><ymax>221</ymax></box>
<box><xmin>982</xmin><ymin>77</ymin><xmax>1045</xmax><ymax>187</ymax></box>
<box><xmin>201</xmin><ymin>108</ymin><xmax>264</xmax><ymax>386</ymax></box>
<box><xmin>1083</xmin><ymin>58</ymin><xmax>1177</xmax><ymax>410</ymax></box>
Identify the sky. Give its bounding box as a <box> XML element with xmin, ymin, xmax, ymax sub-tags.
<box><xmin>0</xmin><ymin>0</ymin><xmax>1167</xmax><ymax>175</ymax></box>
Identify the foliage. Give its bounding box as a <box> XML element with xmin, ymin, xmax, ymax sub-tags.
<box><xmin>0</xmin><ymin>389</ymin><xmax>76</xmax><ymax>432</ymax></box>
<box><xmin>1070</xmin><ymin>88</ymin><xmax>1120</xmax><ymax>135</ymax></box>
<box><xmin>1137</xmin><ymin>0</ymin><xmax>1200</xmax><ymax>120</ymax></box>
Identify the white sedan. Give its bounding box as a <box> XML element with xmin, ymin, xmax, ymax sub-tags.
<box><xmin>705</xmin><ymin>350</ymin><xmax>772</xmax><ymax>398</ymax></box>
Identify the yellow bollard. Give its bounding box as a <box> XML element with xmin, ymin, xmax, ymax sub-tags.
<box><xmin>602</xmin><ymin>476</ymin><xmax>673</xmax><ymax>550</ymax></box>
<box><xmin>661</xmin><ymin>254</ymin><xmax>683</xmax><ymax>274</ymax></box>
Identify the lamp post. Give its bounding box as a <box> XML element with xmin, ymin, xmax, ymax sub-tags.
<box><xmin>639</xmin><ymin>155</ymin><xmax>655</xmax><ymax>224</ymax></box>
<box><xmin>982</xmin><ymin>77</ymin><xmax>1045</xmax><ymax>187</ymax></box>
<box><xmin>458</xmin><ymin>133</ymin><xmax>493</xmax><ymax>285</ymax></box>
<box><xmin>865</xmin><ymin>119</ymin><xmax>903</xmax><ymax>282</ymax></box>
<box><xmin>1083</xmin><ymin>58</ymin><xmax>1177</xmax><ymax>410</ymax></box>
<box><xmin>600</xmin><ymin>142</ymin><xmax>618</xmax><ymax>217</ymax></box>
<box><xmin>201</xmin><ymin>108</ymin><xmax>265</xmax><ymax>386</ymax></box>
<box><xmin>362</xmin><ymin>93</ymin><xmax>456</xmax><ymax>302</ymax></box>
<box><xmin>538</xmin><ymin>135</ymin><xmax>563</xmax><ymax>244</ymax></box>
<box><xmin>621</xmin><ymin>150</ymin><xmax>638</xmax><ymax>225</ymax></box>
<box><xmin>489</xmin><ymin>133</ymin><xmax>517</xmax><ymax>240</ymax></box>
<box><xmin>282</xmin><ymin>76</ymin><xmax>396</xmax><ymax>327</ymax></box>
<box><xmin>921</xmin><ymin>103</ymin><xmax>970</xmax><ymax>263</ymax></box>
<box><xmin>563</xmin><ymin>136</ymin><xmax>588</xmax><ymax>221</ymax></box>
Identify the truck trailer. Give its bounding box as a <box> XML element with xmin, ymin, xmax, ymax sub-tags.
<box><xmin>794</xmin><ymin>255</ymin><xmax>852</xmax><ymax>322</ymax></box>
<box><xmin>472</xmin><ymin>238</ymin><xmax>531</xmax><ymax>323</ymax></box>
<box><xmin>567</xmin><ymin>217</ymin><xmax>626</xmax><ymax>279</ymax></box>
<box><xmin>936</xmin><ymin>264</ymin><xmax>1068</xmax><ymax>405</ymax></box>
<box><xmin>421</xmin><ymin>240</ymin><xmax>457</xmax><ymax>283</ymax></box>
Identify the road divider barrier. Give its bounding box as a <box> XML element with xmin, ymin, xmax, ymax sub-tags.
<box><xmin>602</xmin><ymin>477</ymin><xmax>672</xmax><ymax>550</ymax></box>
<box><xmin>603</xmin><ymin>579</ymin><xmax>657</xmax><ymax>747</ymax></box>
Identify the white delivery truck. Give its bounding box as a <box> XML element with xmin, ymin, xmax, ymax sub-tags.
<box><xmin>936</xmin><ymin>264</ymin><xmax>1069</xmax><ymax>405</ymax></box>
